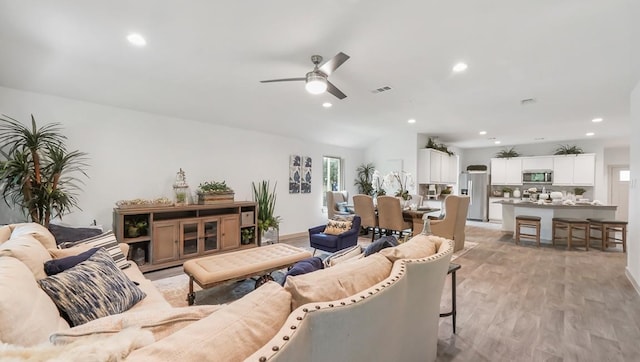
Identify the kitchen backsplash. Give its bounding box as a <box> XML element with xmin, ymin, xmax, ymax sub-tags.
<box><xmin>490</xmin><ymin>184</ymin><xmax>593</xmax><ymax>199</ymax></box>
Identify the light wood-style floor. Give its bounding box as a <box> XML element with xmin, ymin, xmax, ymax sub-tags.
<box><xmin>147</xmin><ymin>223</ymin><xmax>640</xmax><ymax>361</ymax></box>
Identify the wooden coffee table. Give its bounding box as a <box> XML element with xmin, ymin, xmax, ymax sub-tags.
<box><xmin>183</xmin><ymin>244</ymin><xmax>312</xmax><ymax>305</ymax></box>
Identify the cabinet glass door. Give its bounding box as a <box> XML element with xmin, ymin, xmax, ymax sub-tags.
<box><xmin>181</xmin><ymin>221</ymin><xmax>199</xmax><ymax>256</ymax></box>
<box><xmin>203</xmin><ymin>219</ymin><xmax>218</xmax><ymax>252</ymax></box>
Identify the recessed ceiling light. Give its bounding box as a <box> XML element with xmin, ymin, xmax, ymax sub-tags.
<box><xmin>127</xmin><ymin>33</ymin><xmax>146</xmax><ymax>46</ymax></box>
<box><xmin>322</xmin><ymin>102</ymin><xmax>332</xmax><ymax>108</ymax></box>
<box><xmin>452</xmin><ymin>62</ymin><xmax>468</xmax><ymax>73</ymax></box>
<box><xmin>494</xmin><ymin>140</ymin><xmax>501</xmax><ymax>145</ymax></box>
<box><xmin>586</xmin><ymin>132</ymin><xmax>595</xmax><ymax>136</ymax></box>
<box><xmin>592</xmin><ymin>118</ymin><xmax>603</xmax><ymax>123</ymax></box>
<box><xmin>407</xmin><ymin>119</ymin><xmax>416</xmax><ymax>124</ymax></box>
<box><xmin>479</xmin><ymin>131</ymin><xmax>487</xmax><ymax>135</ymax></box>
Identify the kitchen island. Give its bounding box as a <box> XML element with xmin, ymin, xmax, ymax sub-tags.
<box><xmin>497</xmin><ymin>200</ymin><xmax>617</xmax><ymax>241</ymax></box>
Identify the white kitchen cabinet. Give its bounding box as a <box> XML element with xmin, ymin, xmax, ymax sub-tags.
<box><xmin>418</xmin><ymin>149</ymin><xmax>458</xmax><ymax>184</ymax></box>
<box><xmin>490</xmin><ymin>158</ymin><xmax>522</xmax><ymax>185</ymax></box>
<box><xmin>552</xmin><ymin>154</ymin><xmax>595</xmax><ymax>186</ymax></box>
<box><xmin>521</xmin><ymin>156</ymin><xmax>553</xmax><ymax>171</ymax></box>
<box><xmin>488</xmin><ymin>197</ymin><xmax>503</xmax><ymax>222</ymax></box>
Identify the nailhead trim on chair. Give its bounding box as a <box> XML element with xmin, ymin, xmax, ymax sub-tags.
<box><xmin>251</xmin><ymin>238</ymin><xmax>454</xmax><ymax>361</ymax></box>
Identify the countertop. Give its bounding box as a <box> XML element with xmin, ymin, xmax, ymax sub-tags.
<box><xmin>495</xmin><ymin>200</ymin><xmax>616</xmax><ymax>210</ymax></box>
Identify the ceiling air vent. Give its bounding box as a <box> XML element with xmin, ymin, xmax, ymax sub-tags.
<box><xmin>371</xmin><ymin>86</ymin><xmax>392</xmax><ymax>94</ymax></box>
<box><xmin>520</xmin><ymin>98</ymin><xmax>536</xmax><ymax>105</ymax></box>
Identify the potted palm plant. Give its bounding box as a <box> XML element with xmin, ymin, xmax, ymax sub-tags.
<box><xmin>354</xmin><ymin>163</ymin><xmax>375</xmax><ymax>195</ymax></box>
<box><xmin>252</xmin><ymin>180</ymin><xmax>281</xmax><ymax>244</ymax></box>
<box><xmin>0</xmin><ymin>114</ymin><xmax>88</xmax><ymax>226</ymax></box>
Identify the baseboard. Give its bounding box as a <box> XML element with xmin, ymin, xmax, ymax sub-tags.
<box><xmin>279</xmin><ymin>231</ymin><xmax>307</xmax><ymax>241</ymax></box>
<box><xmin>626</xmin><ymin>268</ymin><xmax>640</xmax><ymax>296</ymax></box>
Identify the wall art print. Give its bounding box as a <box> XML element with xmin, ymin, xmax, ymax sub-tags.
<box><xmin>289</xmin><ymin>155</ymin><xmax>312</xmax><ymax>194</ymax></box>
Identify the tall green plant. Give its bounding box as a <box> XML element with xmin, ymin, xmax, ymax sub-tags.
<box><xmin>354</xmin><ymin>162</ymin><xmax>375</xmax><ymax>195</ymax></box>
<box><xmin>0</xmin><ymin>114</ymin><xmax>88</xmax><ymax>226</ymax></box>
<box><xmin>252</xmin><ymin>180</ymin><xmax>281</xmax><ymax>231</ymax></box>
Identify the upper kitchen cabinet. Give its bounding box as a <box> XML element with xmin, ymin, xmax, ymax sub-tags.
<box><xmin>417</xmin><ymin>148</ymin><xmax>458</xmax><ymax>184</ymax></box>
<box><xmin>521</xmin><ymin>156</ymin><xmax>553</xmax><ymax>171</ymax></box>
<box><xmin>490</xmin><ymin>158</ymin><xmax>522</xmax><ymax>185</ymax></box>
<box><xmin>552</xmin><ymin>154</ymin><xmax>595</xmax><ymax>186</ymax></box>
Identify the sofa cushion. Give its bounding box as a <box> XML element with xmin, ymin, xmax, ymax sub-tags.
<box><xmin>324</xmin><ymin>244</ymin><xmax>363</xmax><ymax>267</ymax></box>
<box><xmin>380</xmin><ymin>234</ymin><xmax>438</xmax><ymax>262</ymax></box>
<box><xmin>0</xmin><ymin>234</ymin><xmax>52</xmax><ymax>279</ymax></box>
<box><xmin>44</xmin><ymin>247</ymin><xmax>99</xmax><ymax>276</ymax></box>
<box><xmin>0</xmin><ymin>255</ymin><xmax>70</xmax><ymax>346</ymax></box>
<box><xmin>0</xmin><ymin>225</ymin><xmax>11</xmax><ymax>244</ymax></box>
<box><xmin>324</xmin><ymin>219</ymin><xmax>352</xmax><ymax>235</ymax></box>
<box><xmin>127</xmin><ymin>281</ymin><xmax>291</xmax><ymax>361</ymax></box>
<box><xmin>10</xmin><ymin>223</ymin><xmax>57</xmax><ymax>250</ymax></box>
<box><xmin>38</xmin><ymin>248</ymin><xmax>146</xmax><ymax>327</ymax></box>
<box><xmin>285</xmin><ymin>253</ymin><xmax>392</xmax><ymax>310</ymax></box>
<box><xmin>364</xmin><ymin>235</ymin><xmax>399</xmax><ymax>257</ymax></box>
<box><xmin>58</xmin><ymin>231</ymin><xmax>130</xmax><ymax>269</ymax></box>
<box><xmin>48</xmin><ymin>223</ymin><xmax>103</xmax><ymax>245</ymax></box>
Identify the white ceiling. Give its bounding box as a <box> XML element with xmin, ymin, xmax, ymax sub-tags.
<box><xmin>0</xmin><ymin>1</ymin><xmax>632</xmax><ymax>149</ymax></box>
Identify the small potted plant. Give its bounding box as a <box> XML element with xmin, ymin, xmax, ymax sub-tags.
<box><xmin>125</xmin><ymin>218</ymin><xmax>148</xmax><ymax>238</ymax></box>
<box><xmin>241</xmin><ymin>227</ymin><xmax>255</xmax><ymax>245</ymax></box>
<box><xmin>573</xmin><ymin>187</ymin><xmax>587</xmax><ymax>197</ymax></box>
<box><xmin>197</xmin><ymin>180</ymin><xmax>235</xmax><ymax>204</ymax></box>
<box><xmin>502</xmin><ymin>187</ymin><xmax>513</xmax><ymax>198</ymax></box>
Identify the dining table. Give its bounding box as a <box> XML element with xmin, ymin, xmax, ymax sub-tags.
<box><xmin>402</xmin><ymin>207</ymin><xmax>440</xmax><ymax>234</ymax></box>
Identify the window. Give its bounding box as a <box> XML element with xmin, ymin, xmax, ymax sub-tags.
<box><xmin>619</xmin><ymin>170</ymin><xmax>630</xmax><ymax>182</ymax></box>
<box><xmin>322</xmin><ymin>156</ymin><xmax>343</xmax><ymax>206</ymax></box>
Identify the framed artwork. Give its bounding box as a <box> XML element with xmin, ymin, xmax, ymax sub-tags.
<box><xmin>289</xmin><ymin>155</ymin><xmax>312</xmax><ymax>194</ymax></box>
<box><xmin>301</xmin><ymin>156</ymin><xmax>312</xmax><ymax>193</ymax></box>
<box><xmin>289</xmin><ymin>155</ymin><xmax>301</xmax><ymax>194</ymax></box>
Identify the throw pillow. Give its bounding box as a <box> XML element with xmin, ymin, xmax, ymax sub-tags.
<box><xmin>336</xmin><ymin>201</ymin><xmax>349</xmax><ymax>212</ymax></box>
<box><xmin>285</xmin><ymin>253</ymin><xmax>392</xmax><ymax>310</ymax></box>
<box><xmin>284</xmin><ymin>257</ymin><xmax>324</xmax><ymax>282</ymax></box>
<box><xmin>324</xmin><ymin>219</ymin><xmax>352</xmax><ymax>235</ymax></box>
<box><xmin>332</xmin><ymin>214</ymin><xmax>355</xmax><ymax>222</ymax></box>
<box><xmin>58</xmin><ymin>231</ymin><xmax>129</xmax><ymax>269</ymax></box>
<box><xmin>323</xmin><ymin>244</ymin><xmax>363</xmax><ymax>267</ymax></box>
<box><xmin>0</xmin><ymin>225</ymin><xmax>11</xmax><ymax>244</ymax></box>
<box><xmin>44</xmin><ymin>247</ymin><xmax>99</xmax><ymax>276</ymax></box>
<box><xmin>48</xmin><ymin>223</ymin><xmax>103</xmax><ymax>245</ymax></box>
<box><xmin>38</xmin><ymin>248</ymin><xmax>147</xmax><ymax>327</ymax></box>
<box><xmin>0</xmin><ymin>234</ymin><xmax>52</xmax><ymax>279</ymax></box>
<box><xmin>0</xmin><ymin>256</ymin><xmax>70</xmax><ymax>346</ymax></box>
<box><xmin>9</xmin><ymin>223</ymin><xmax>57</xmax><ymax>250</ymax></box>
<box><xmin>364</xmin><ymin>235</ymin><xmax>399</xmax><ymax>257</ymax></box>
<box><xmin>379</xmin><ymin>234</ymin><xmax>437</xmax><ymax>262</ymax></box>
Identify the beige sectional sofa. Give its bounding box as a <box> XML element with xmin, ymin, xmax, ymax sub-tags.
<box><xmin>0</xmin><ymin>222</ymin><xmax>453</xmax><ymax>361</ymax></box>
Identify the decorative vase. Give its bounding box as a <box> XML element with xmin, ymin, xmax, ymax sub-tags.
<box><xmin>261</xmin><ymin>227</ymin><xmax>279</xmax><ymax>245</ymax></box>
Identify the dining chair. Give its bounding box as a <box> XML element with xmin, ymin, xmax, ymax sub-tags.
<box><xmin>377</xmin><ymin>196</ymin><xmax>412</xmax><ymax>237</ymax></box>
<box><xmin>407</xmin><ymin>194</ymin><xmax>424</xmax><ymax>208</ymax></box>
<box><xmin>353</xmin><ymin>194</ymin><xmax>379</xmax><ymax>241</ymax></box>
<box><xmin>430</xmin><ymin>195</ymin><xmax>470</xmax><ymax>252</ymax></box>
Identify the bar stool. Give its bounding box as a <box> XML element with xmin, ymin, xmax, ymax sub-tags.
<box><xmin>552</xmin><ymin>217</ymin><xmax>590</xmax><ymax>250</ymax></box>
<box><xmin>587</xmin><ymin>218</ymin><xmax>627</xmax><ymax>252</ymax></box>
<box><xmin>515</xmin><ymin>215</ymin><xmax>541</xmax><ymax>247</ymax></box>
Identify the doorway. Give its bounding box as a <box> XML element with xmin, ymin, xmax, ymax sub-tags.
<box><xmin>609</xmin><ymin>165</ymin><xmax>630</xmax><ymax>221</ymax></box>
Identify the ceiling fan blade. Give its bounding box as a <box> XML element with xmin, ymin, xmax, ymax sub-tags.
<box><xmin>318</xmin><ymin>52</ymin><xmax>350</xmax><ymax>75</ymax></box>
<box><xmin>260</xmin><ymin>77</ymin><xmax>306</xmax><ymax>83</ymax></box>
<box><xmin>326</xmin><ymin>80</ymin><xmax>347</xmax><ymax>99</ymax></box>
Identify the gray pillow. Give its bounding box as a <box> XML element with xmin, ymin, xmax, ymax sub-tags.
<box><xmin>38</xmin><ymin>248</ymin><xmax>146</xmax><ymax>327</ymax></box>
<box><xmin>48</xmin><ymin>223</ymin><xmax>102</xmax><ymax>245</ymax></box>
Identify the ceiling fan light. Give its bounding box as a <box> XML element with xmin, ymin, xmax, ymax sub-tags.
<box><xmin>305</xmin><ymin>73</ymin><xmax>327</xmax><ymax>94</ymax></box>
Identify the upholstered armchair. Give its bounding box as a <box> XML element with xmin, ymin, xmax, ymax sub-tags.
<box><xmin>326</xmin><ymin>191</ymin><xmax>354</xmax><ymax>219</ymax></box>
<box><xmin>309</xmin><ymin>216</ymin><xmax>361</xmax><ymax>254</ymax></box>
<box><xmin>430</xmin><ymin>195</ymin><xmax>470</xmax><ymax>252</ymax></box>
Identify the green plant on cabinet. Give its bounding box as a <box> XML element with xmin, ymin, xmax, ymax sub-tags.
<box><xmin>241</xmin><ymin>227</ymin><xmax>255</xmax><ymax>245</ymax></box>
<box><xmin>495</xmin><ymin>147</ymin><xmax>520</xmax><ymax>158</ymax></box>
<box><xmin>198</xmin><ymin>180</ymin><xmax>234</xmax><ymax>194</ymax></box>
<box><xmin>0</xmin><ymin>114</ymin><xmax>89</xmax><ymax>226</ymax></box>
<box><xmin>554</xmin><ymin>144</ymin><xmax>584</xmax><ymax>155</ymax></box>
<box><xmin>124</xmin><ymin>216</ymin><xmax>148</xmax><ymax>238</ymax></box>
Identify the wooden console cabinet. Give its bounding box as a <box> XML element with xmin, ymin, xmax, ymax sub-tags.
<box><xmin>113</xmin><ymin>201</ymin><xmax>258</xmax><ymax>272</ymax></box>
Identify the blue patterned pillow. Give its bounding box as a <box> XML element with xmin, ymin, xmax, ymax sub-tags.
<box><xmin>37</xmin><ymin>248</ymin><xmax>146</xmax><ymax>326</ymax></box>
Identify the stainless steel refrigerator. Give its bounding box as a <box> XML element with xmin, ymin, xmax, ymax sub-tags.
<box><xmin>459</xmin><ymin>171</ymin><xmax>489</xmax><ymax>221</ymax></box>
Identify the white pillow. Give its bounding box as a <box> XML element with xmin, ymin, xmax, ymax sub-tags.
<box><xmin>0</xmin><ymin>234</ymin><xmax>52</xmax><ymax>279</ymax></box>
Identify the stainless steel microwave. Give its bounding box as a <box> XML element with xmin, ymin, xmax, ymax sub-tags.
<box><xmin>522</xmin><ymin>170</ymin><xmax>553</xmax><ymax>184</ymax></box>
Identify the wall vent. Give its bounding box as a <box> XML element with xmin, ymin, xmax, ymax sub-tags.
<box><xmin>371</xmin><ymin>86</ymin><xmax>392</xmax><ymax>94</ymax></box>
<box><xmin>520</xmin><ymin>98</ymin><xmax>536</xmax><ymax>105</ymax></box>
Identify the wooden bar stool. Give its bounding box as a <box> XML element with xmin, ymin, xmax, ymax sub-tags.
<box><xmin>552</xmin><ymin>217</ymin><xmax>590</xmax><ymax>250</ymax></box>
<box><xmin>588</xmin><ymin>218</ymin><xmax>627</xmax><ymax>252</ymax></box>
<box><xmin>515</xmin><ymin>215</ymin><xmax>541</xmax><ymax>247</ymax></box>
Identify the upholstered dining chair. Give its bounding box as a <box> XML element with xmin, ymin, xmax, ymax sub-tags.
<box><xmin>353</xmin><ymin>194</ymin><xmax>379</xmax><ymax>241</ymax></box>
<box><xmin>430</xmin><ymin>195</ymin><xmax>470</xmax><ymax>252</ymax></box>
<box><xmin>309</xmin><ymin>216</ymin><xmax>361</xmax><ymax>255</ymax></box>
<box><xmin>326</xmin><ymin>191</ymin><xmax>354</xmax><ymax>219</ymax></box>
<box><xmin>407</xmin><ymin>194</ymin><xmax>424</xmax><ymax>208</ymax></box>
<box><xmin>377</xmin><ymin>196</ymin><xmax>412</xmax><ymax>237</ymax></box>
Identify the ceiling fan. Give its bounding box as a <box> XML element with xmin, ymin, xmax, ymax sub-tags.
<box><xmin>260</xmin><ymin>52</ymin><xmax>350</xmax><ymax>99</ymax></box>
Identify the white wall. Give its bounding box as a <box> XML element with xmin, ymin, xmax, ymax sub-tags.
<box><xmin>0</xmin><ymin>86</ymin><xmax>364</xmax><ymax>235</ymax></box>
<box><xmin>627</xmin><ymin>82</ymin><xmax>640</xmax><ymax>288</ymax></box>
<box><xmin>364</xmin><ymin>131</ymin><xmax>419</xmax><ymax>194</ymax></box>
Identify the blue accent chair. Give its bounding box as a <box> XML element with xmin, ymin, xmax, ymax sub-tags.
<box><xmin>309</xmin><ymin>216</ymin><xmax>361</xmax><ymax>255</ymax></box>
